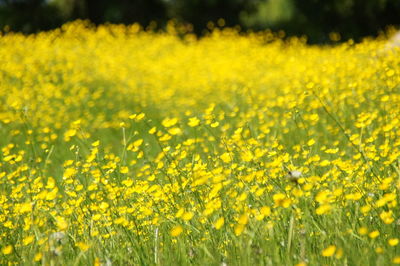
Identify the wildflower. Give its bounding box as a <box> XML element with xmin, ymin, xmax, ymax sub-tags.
<box><xmin>55</xmin><ymin>216</ymin><xmax>68</xmax><ymax>231</ymax></box>
<box><xmin>76</xmin><ymin>242</ymin><xmax>90</xmax><ymax>252</ymax></box>
<box><xmin>168</xmin><ymin>127</ymin><xmax>182</xmax><ymax>135</ymax></box>
<box><xmin>389</xmin><ymin>238</ymin><xmax>399</xmax><ymax>246</ymax></box>
<box><xmin>380</xmin><ymin>210</ymin><xmax>394</xmax><ymax>224</ymax></box>
<box><xmin>273</xmin><ymin>193</ymin><xmax>292</xmax><ymax>208</ymax></box>
<box><xmin>369</xmin><ymin>230</ymin><xmax>380</xmax><ymax>239</ymax></box>
<box><xmin>360</xmin><ymin>205</ymin><xmax>371</xmax><ymax>215</ymax></box>
<box><xmin>120</xmin><ymin>166</ymin><xmax>129</xmax><ymax>174</ymax></box>
<box><xmin>214</xmin><ymin>217</ymin><xmax>224</xmax><ymax>230</ymax></box>
<box><xmin>162</xmin><ymin>117</ymin><xmax>178</xmax><ymax>128</ymax></box>
<box><xmin>188</xmin><ymin>117</ymin><xmax>200</xmax><ymax>127</ymax></box>
<box><xmin>99</xmin><ymin>202</ymin><xmax>110</xmax><ymax>210</ymax></box>
<box><xmin>238</xmin><ymin>214</ymin><xmax>248</xmax><ymax>225</ymax></box>
<box><xmin>182</xmin><ymin>212</ymin><xmax>194</xmax><ymax>221</ymax></box>
<box><xmin>358</xmin><ymin>227</ymin><xmax>368</xmax><ymax>235</ymax></box>
<box><xmin>148</xmin><ymin>127</ymin><xmax>157</xmax><ymax>134</ymax></box>
<box><xmin>234</xmin><ymin>224</ymin><xmax>245</xmax><ymax>236</ymax></box>
<box><xmin>170</xmin><ymin>225</ymin><xmax>183</xmax><ymax>237</ymax></box>
<box><xmin>307</xmin><ymin>138</ymin><xmax>315</xmax><ymax>146</ymax></box>
<box><xmin>322</xmin><ymin>245</ymin><xmax>336</xmax><ymax>257</ymax></box>
<box><xmin>135</xmin><ymin>113</ymin><xmax>145</xmax><ymax>121</ymax></box>
<box><xmin>92</xmin><ymin>140</ymin><xmax>100</xmax><ymax>147</ymax></box>
<box><xmin>210</xmin><ymin>122</ymin><xmax>219</xmax><ymax>128</ymax></box>
<box><xmin>22</xmin><ymin>235</ymin><xmax>35</xmax><ymax>246</ymax></box>
<box><xmin>34</xmin><ymin>253</ymin><xmax>42</xmax><ymax>262</ymax></box>
<box><xmin>220</xmin><ymin>152</ymin><xmax>232</xmax><ymax>163</ymax></box>
<box><xmin>92</xmin><ymin>214</ymin><xmax>102</xmax><ymax>221</ymax></box>
<box><xmin>335</xmin><ymin>248</ymin><xmax>343</xmax><ymax>259</ymax></box>
<box><xmin>260</xmin><ymin>206</ymin><xmax>271</xmax><ymax>216</ymax></box>
<box><xmin>375</xmin><ymin>247</ymin><xmax>384</xmax><ymax>254</ymax></box>
<box><xmin>2</xmin><ymin>245</ymin><xmax>13</xmax><ymax>255</ymax></box>
<box><xmin>316</xmin><ymin>204</ymin><xmax>332</xmax><ymax>215</ymax></box>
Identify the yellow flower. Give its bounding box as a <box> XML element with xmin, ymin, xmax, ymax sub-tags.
<box><xmin>316</xmin><ymin>204</ymin><xmax>332</xmax><ymax>215</ymax></box>
<box><xmin>55</xmin><ymin>216</ymin><xmax>68</xmax><ymax>231</ymax></box>
<box><xmin>18</xmin><ymin>202</ymin><xmax>33</xmax><ymax>214</ymax></box>
<box><xmin>182</xmin><ymin>212</ymin><xmax>194</xmax><ymax>221</ymax></box>
<box><xmin>260</xmin><ymin>206</ymin><xmax>271</xmax><ymax>216</ymax></box>
<box><xmin>319</xmin><ymin>160</ymin><xmax>330</xmax><ymax>166</ymax></box>
<box><xmin>360</xmin><ymin>205</ymin><xmax>371</xmax><ymax>215</ymax></box>
<box><xmin>210</xmin><ymin>122</ymin><xmax>219</xmax><ymax>128</ymax></box>
<box><xmin>168</xmin><ymin>127</ymin><xmax>182</xmax><ymax>135</ymax></box>
<box><xmin>273</xmin><ymin>193</ymin><xmax>292</xmax><ymax>208</ymax></box>
<box><xmin>315</xmin><ymin>190</ymin><xmax>330</xmax><ymax>203</ymax></box>
<box><xmin>188</xmin><ymin>117</ymin><xmax>200</xmax><ymax>127</ymax></box>
<box><xmin>335</xmin><ymin>248</ymin><xmax>343</xmax><ymax>259</ymax></box>
<box><xmin>34</xmin><ymin>252</ymin><xmax>42</xmax><ymax>262</ymax></box>
<box><xmin>307</xmin><ymin>139</ymin><xmax>315</xmax><ymax>146</ymax></box>
<box><xmin>2</xmin><ymin>245</ymin><xmax>13</xmax><ymax>255</ymax></box>
<box><xmin>76</xmin><ymin>242</ymin><xmax>90</xmax><ymax>252</ymax></box>
<box><xmin>380</xmin><ymin>210</ymin><xmax>394</xmax><ymax>224</ymax></box>
<box><xmin>241</xmin><ymin>150</ymin><xmax>254</xmax><ymax>162</ymax></box>
<box><xmin>135</xmin><ymin>113</ymin><xmax>145</xmax><ymax>121</ymax></box>
<box><xmin>369</xmin><ymin>230</ymin><xmax>380</xmax><ymax>239</ymax></box>
<box><xmin>358</xmin><ymin>227</ymin><xmax>368</xmax><ymax>235</ymax></box>
<box><xmin>46</xmin><ymin>187</ymin><xmax>58</xmax><ymax>200</ymax></box>
<box><xmin>148</xmin><ymin>127</ymin><xmax>157</xmax><ymax>134</ymax></box>
<box><xmin>22</xmin><ymin>235</ymin><xmax>35</xmax><ymax>246</ymax></box>
<box><xmin>214</xmin><ymin>217</ymin><xmax>224</xmax><ymax>230</ymax></box>
<box><xmin>162</xmin><ymin>117</ymin><xmax>178</xmax><ymax>128</ymax></box>
<box><xmin>92</xmin><ymin>214</ymin><xmax>102</xmax><ymax>221</ymax></box>
<box><xmin>238</xmin><ymin>214</ymin><xmax>248</xmax><ymax>225</ymax></box>
<box><xmin>393</xmin><ymin>257</ymin><xmax>400</xmax><ymax>264</ymax></box>
<box><xmin>389</xmin><ymin>238</ymin><xmax>399</xmax><ymax>246</ymax></box>
<box><xmin>375</xmin><ymin>247</ymin><xmax>384</xmax><ymax>254</ymax></box>
<box><xmin>99</xmin><ymin>202</ymin><xmax>110</xmax><ymax>210</ymax></box>
<box><xmin>133</xmin><ymin>139</ymin><xmax>143</xmax><ymax>147</ymax></box>
<box><xmin>120</xmin><ymin>166</ymin><xmax>129</xmax><ymax>174</ymax></box>
<box><xmin>220</xmin><ymin>152</ymin><xmax>232</xmax><ymax>163</ymax></box>
<box><xmin>94</xmin><ymin>257</ymin><xmax>101</xmax><ymax>266</ymax></box>
<box><xmin>170</xmin><ymin>225</ymin><xmax>183</xmax><ymax>237</ymax></box>
<box><xmin>175</xmin><ymin>208</ymin><xmax>185</xmax><ymax>218</ymax></box>
<box><xmin>322</xmin><ymin>245</ymin><xmax>336</xmax><ymax>257</ymax></box>
<box><xmin>92</xmin><ymin>140</ymin><xmax>100</xmax><ymax>147</ymax></box>
<box><xmin>234</xmin><ymin>224</ymin><xmax>245</xmax><ymax>236</ymax></box>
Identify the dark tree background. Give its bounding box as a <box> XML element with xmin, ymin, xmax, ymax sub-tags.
<box><xmin>0</xmin><ymin>0</ymin><xmax>399</xmax><ymax>43</ymax></box>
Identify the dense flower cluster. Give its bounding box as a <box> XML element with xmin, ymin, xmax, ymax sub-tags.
<box><xmin>0</xmin><ymin>21</ymin><xmax>399</xmax><ymax>265</ymax></box>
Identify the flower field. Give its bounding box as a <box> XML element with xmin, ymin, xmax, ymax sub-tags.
<box><xmin>0</xmin><ymin>21</ymin><xmax>400</xmax><ymax>265</ymax></box>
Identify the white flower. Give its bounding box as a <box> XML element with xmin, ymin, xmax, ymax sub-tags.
<box><xmin>49</xmin><ymin>231</ymin><xmax>66</xmax><ymax>243</ymax></box>
<box><xmin>288</xmin><ymin>170</ymin><xmax>302</xmax><ymax>179</ymax></box>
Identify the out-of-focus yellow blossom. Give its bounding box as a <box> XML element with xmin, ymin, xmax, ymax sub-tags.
<box><xmin>322</xmin><ymin>245</ymin><xmax>336</xmax><ymax>257</ymax></box>
<box><xmin>369</xmin><ymin>230</ymin><xmax>380</xmax><ymax>239</ymax></box>
<box><xmin>2</xmin><ymin>245</ymin><xmax>13</xmax><ymax>255</ymax></box>
<box><xmin>389</xmin><ymin>238</ymin><xmax>399</xmax><ymax>246</ymax></box>
<box><xmin>170</xmin><ymin>225</ymin><xmax>183</xmax><ymax>237</ymax></box>
<box><xmin>76</xmin><ymin>242</ymin><xmax>90</xmax><ymax>252</ymax></box>
<box><xmin>214</xmin><ymin>217</ymin><xmax>225</xmax><ymax>230</ymax></box>
<box><xmin>394</xmin><ymin>257</ymin><xmax>400</xmax><ymax>264</ymax></box>
<box><xmin>273</xmin><ymin>193</ymin><xmax>292</xmax><ymax>208</ymax></box>
<box><xmin>188</xmin><ymin>117</ymin><xmax>200</xmax><ymax>127</ymax></box>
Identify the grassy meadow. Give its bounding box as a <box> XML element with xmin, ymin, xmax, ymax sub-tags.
<box><xmin>0</xmin><ymin>21</ymin><xmax>400</xmax><ymax>265</ymax></box>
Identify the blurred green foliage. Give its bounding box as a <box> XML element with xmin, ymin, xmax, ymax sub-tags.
<box><xmin>0</xmin><ymin>0</ymin><xmax>399</xmax><ymax>42</ymax></box>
